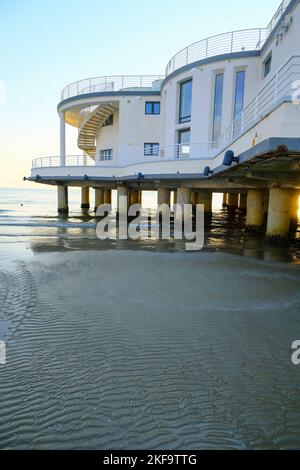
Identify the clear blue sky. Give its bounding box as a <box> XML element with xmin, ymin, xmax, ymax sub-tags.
<box><xmin>0</xmin><ymin>0</ymin><xmax>279</xmax><ymax>187</ymax></box>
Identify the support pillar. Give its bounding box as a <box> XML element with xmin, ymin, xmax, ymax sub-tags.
<box><xmin>222</xmin><ymin>193</ymin><xmax>228</xmax><ymax>207</ymax></box>
<box><xmin>57</xmin><ymin>186</ymin><xmax>68</xmax><ymax>214</ymax></box>
<box><xmin>227</xmin><ymin>193</ymin><xmax>239</xmax><ymax>209</ymax></box>
<box><xmin>103</xmin><ymin>189</ymin><xmax>112</xmax><ymax>204</ymax></box>
<box><xmin>81</xmin><ymin>187</ymin><xmax>90</xmax><ymax>210</ymax></box>
<box><xmin>246</xmin><ymin>189</ymin><xmax>265</xmax><ymax>231</ymax></box>
<box><xmin>266</xmin><ymin>188</ymin><xmax>294</xmax><ymax>241</ymax></box>
<box><xmin>238</xmin><ymin>193</ymin><xmax>247</xmax><ymax>211</ymax></box>
<box><xmin>157</xmin><ymin>188</ymin><xmax>171</xmax><ymax>207</ymax></box>
<box><xmin>94</xmin><ymin>188</ymin><xmax>104</xmax><ymax>212</ymax></box>
<box><xmin>117</xmin><ymin>185</ymin><xmax>128</xmax><ymax>217</ymax></box>
<box><xmin>290</xmin><ymin>190</ymin><xmax>299</xmax><ymax>232</ymax></box>
<box><xmin>131</xmin><ymin>190</ymin><xmax>140</xmax><ymax>205</ymax></box>
<box><xmin>59</xmin><ymin>112</ymin><xmax>66</xmax><ymax>167</ymax></box>
<box><xmin>157</xmin><ymin>188</ymin><xmax>171</xmax><ymax>220</ymax></box>
<box><xmin>198</xmin><ymin>192</ymin><xmax>212</xmax><ymax>214</ymax></box>
<box><xmin>175</xmin><ymin>188</ymin><xmax>191</xmax><ymax>223</ymax></box>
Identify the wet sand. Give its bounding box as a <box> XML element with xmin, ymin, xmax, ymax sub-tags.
<box><xmin>0</xmin><ymin>249</ymin><xmax>300</xmax><ymax>449</ymax></box>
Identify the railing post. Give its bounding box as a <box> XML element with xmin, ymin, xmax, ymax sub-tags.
<box><xmin>186</xmin><ymin>47</ymin><xmax>189</xmax><ymax>65</ymax></box>
<box><xmin>205</xmin><ymin>38</ymin><xmax>209</xmax><ymax>58</ymax></box>
<box><xmin>231</xmin><ymin>31</ymin><xmax>234</xmax><ymax>53</ymax></box>
<box><xmin>59</xmin><ymin>112</ymin><xmax>66</xmax><ymax>167</ymax></box>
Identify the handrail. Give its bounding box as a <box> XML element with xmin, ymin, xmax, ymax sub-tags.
<box><xmin>61</xmin><ymin>75</ymin><xmax>164</xmax><ymax>101</ymax></box>
<box><xmin>165</xmin><ymin>28</ymin><xmax>268</xmax><ymax>76</ymax></box>
<box><xmin>165</xmin><ymin>0</ymin><xmax>293</xmax><ymax>76</ymax></box>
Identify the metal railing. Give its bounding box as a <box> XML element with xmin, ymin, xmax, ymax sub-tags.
<box><xmin>165</xmin><ymin>0</ymin><xmax>293</xmax><ymax>76</ymax></box>
<box><xmin>32</xmin><ymin>155</ymin><xmax>95</xmax><ymax>169</ymax></box>
<box><xmin>165</xmin><ymin>28</ymin><xmax>268</xmax><ymax>75</ymax></box>
<box><xmin>61</xmin><ymin>75</ymin><xmax>164</xmax><ymax>101</ymax></box>
<box><xmin>266</xmin><ymin>0</ymin><xmax>292</xmax><ymax>34</ymax></box>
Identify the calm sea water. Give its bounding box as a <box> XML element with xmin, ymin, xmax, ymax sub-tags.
<box><xmin>0</xmin><ymin>187</ymin><xmax>299</xmax><ymax>263</ymax></box>
<box><xmin>1</xmin><ymin>187</ymin><xmax>300</xmax><ymax>450</ymax></box>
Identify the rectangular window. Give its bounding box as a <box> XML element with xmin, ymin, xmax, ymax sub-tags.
<box><xmin>103</xmin><ymin>114</ymin><xmax>114</xmax><ymax>126</ymax></box>
<box><xmin>177</xmin><ymin>128</ymin><xmax>190</xmax><ymax>158</ymax></box>
<box><xmin>145</xmin><ymin>102</ymin><xmax>160</xmax><ymax>115</ymax></box>
<box><xmin>212</xmin><ymin>73</ymin><xmax>224</xmax><ymax>142</ymax></box>
<box><xmin>264</xmin><ymin>53</ymin><xmax>272</xmax><ymax>78</ymax></box>
<box><xmin>234</xmin><ymin>71</ymin><xmax>245</xmax><ymax>119</ymax></box>
<box><xmin>99</xmin><ymin>149</ymin><xmax>113</xmax><ymax>160</ymax></box>
<box><xmin>144</xmin><ymin>143</ymin><xmax>160</xmax><ymax>156</ymax></box>
<box><xmin>233</xmin><ymin>71</ymin><xmax>245</xmax><ymax>138</ymax></box>
<box><xmin>179</xmin><ymin>79</ymin><xmax>192</xmax><ymax>123</ymax></box>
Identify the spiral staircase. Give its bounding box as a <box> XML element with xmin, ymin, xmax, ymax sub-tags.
<box><xmin>78</xmin><ymin>102</ymin><xmax>119</xmax><ymax>158</ymax></box>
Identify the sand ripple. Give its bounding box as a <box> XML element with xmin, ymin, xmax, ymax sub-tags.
<box><xmin>0</xmin><ymin>251</ymin><xmax>300</xmax><ymax>449</ymax></box>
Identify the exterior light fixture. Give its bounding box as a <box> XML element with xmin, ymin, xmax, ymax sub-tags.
<box><xmin>203</xmin><ymin>166</ymin><xmax>213</xmax><ymax>176</ymax></box>
<box><xmin>223</xmin><ymin>150</ymin><xmax>240</xmax><ymax>166</ymax></box>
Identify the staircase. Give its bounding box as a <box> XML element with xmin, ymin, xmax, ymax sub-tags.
<box><xmin>78</xmin><ymin>102</ymin><xmax>119</xmax><ymax>158</ymax></box>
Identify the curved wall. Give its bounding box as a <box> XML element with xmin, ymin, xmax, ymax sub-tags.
<box><xmin>161</xmin><ymin>55</ymin><xmax>261</xmax><ymax>149</ymax></box>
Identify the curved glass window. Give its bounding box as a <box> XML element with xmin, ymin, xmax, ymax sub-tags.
<box><xmin>212</xmin><ymin>74</ymin><xmax>224</xmax><ymax>142</ymax></box>
<box><xmin>234</xmin><ymin>71</ymin><xmax>245</xmax><ymax>119</ymax></box>
<box><xmin>179</xmin><ymin>80</ymin><xmax>192</xmax><ymax>123</ymax></box>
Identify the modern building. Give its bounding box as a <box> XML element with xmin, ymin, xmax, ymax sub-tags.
<box><xmin>28</xmin><ymin>0</ymin><xmax>300</xmax><ymax>240</ymax></box>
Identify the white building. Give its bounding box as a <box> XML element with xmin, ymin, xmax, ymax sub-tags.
<box><xmin>29</xmin><ymin>0</ymin><xmax>300</xmax><ymax>240</ymax></box>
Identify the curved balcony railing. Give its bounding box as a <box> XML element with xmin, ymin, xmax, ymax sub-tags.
<box><xmin>32</xmin><ymin>144</ymin><xmax>218</xmax><ymax>170</ymax></box>
<box><xmin>165</xmin><ymin>28</ymin><xmax>268</xmax><ymax>76</ymax></box>
<box><xmin>32</xmin><ymin>155</ymin><xmax>95</xmax><ymax>169</ymax></box>
<box><xmin>61</xmin><ymin>75</ymin><xmax>165</xmax><ymax>101</ymax></box>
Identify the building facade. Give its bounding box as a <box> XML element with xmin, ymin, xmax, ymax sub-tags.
<box><xmin>28</xmin><ymin>0</ymin><xmax>300</xmax><ymax>240</ymax></box>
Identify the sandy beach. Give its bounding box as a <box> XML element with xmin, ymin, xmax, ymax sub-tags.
<box><xmin>1</xmin><ymin>249</ymin><xmax>300</xmax><ymax>449</ymax></box>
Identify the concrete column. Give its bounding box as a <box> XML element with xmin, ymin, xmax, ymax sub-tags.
<box><xmin>198</xmin><ymin>192</ymin><xmax>212</xmax><ymax>214</ymax></box>
<box><xmin>290</xmin><ymin>190</ymin><xmax>299</xmax><ymax>231</ymax></box>
<box><xmin>117</xmin><ymin>185</ymin><xmax>128</xmax><ymax>216</ymax></box>
<box><xmin>81</xmin><ymin>187</ymin><xmax>90</xmax><ymax>209</ymax></box>
<box><xmin>238</xmin><ymin>193</ymin><xmax>247</xmax><ymax>210</ymax></box>
<box><xmin>157</xmin><ymin>188</ymin><xmax>171</xmax><ymax>207</ymax></box>
<box><xmin>60</xmin><ymin>112</ymin><xmax>66</xmax><ymax>167</ymax></box>
<box><xmin>246</xmin><ymin>190</ymin><xmax>265</xmax><ymax>231</ymax></box>
<box><xmin>227</xmin><ymin>193</ymin><xmax>239</xmax><ymax>209</ymax></box>
<box><xmin>57</xmin><ymin>186</ymin><xmax>68</xmax><ymax>214</ymax></box>
<box><xmin>157</xmin><ymin>188</ymin><xmax>171</xmax><ymax>220</ymax></box>
<box><xmin>103</xmin><ymin>189</ymin><xmax>112</xmax><ymax>204</ymax></box>
<box><xmin>131</xmin><ymin>190</ymin><xmax>140</xmax><ymax>205</ymax></box>
<box><xmin>138</xmin><ymin>190</ymin><xmax>142</xmax><ymax>205</ymax></box>
<box><xmin>266</xmin><ymin>188</ymin><xmax>294</xmax><ymax>240</ymax></box>
<box><xmin>175</xmin><ymin>188</ymin><xmax>191</xmax><ymax>222</ymax></box>
<box><xmin>173</xmin><ymin>191</ymin><xmax>177</xmax><ymax>205</ymax></box>
<box><xmin>94</xmin><ymin>188</ymin><xmax>104</xmax><ymax>212</ymax></box>
<box><xmin>222</xmin><ymin>193</ymin><xmax>228</xmax><ymax>207</ymax></box>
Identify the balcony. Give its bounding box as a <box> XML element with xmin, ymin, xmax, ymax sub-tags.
<box><xmin>60</xmin><ymin>75</ymin><xmax>165</xmax><ymax>101</ymax></box>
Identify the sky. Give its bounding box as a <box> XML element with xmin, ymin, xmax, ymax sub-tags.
<box><xmin>0</xmin><ymin>0</ymin><xmax>280</xmax><ymax>188</ymax></box>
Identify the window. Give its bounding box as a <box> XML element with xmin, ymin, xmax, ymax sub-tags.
<box><xmin>144</xmin><ymin>143</ymin><xmax>160</xmax><ymax>156</ymax></box>
<box><xmin>212</xmin><ymin>73</ymin><xmax>224</xmax><ymax>142</ymax></box>
<box><xmin>103</xmin><ymin>114</ymin><xmax>113</xmax><ymax>126</ymax></box>
<box><xmin>99</xmin><ymin>149</ymin><xmax>113</xmax><ymax>160</ymax></box>
<box><xmin>233</xmin><ymin>70</ymin><xmax>245</xmax><ymax>138</ymax></box>
<box><xmin>177</xmin><ymin>129</ymin><xmax>190</xmax><ymax>158</ymax></box>
<box><xmin>264</xmin><ymin>53</ymin><xmax>272</xmax><ymax>78</ymax></box>
<box><xmin>145</xmin><ymin>102</ymin><xmax>160</xmax><ymax>115</ymax></box>
<box><xmin>179</xmin><ymin>79</ymin><xmax>192</xmax><ymax>123</ymax></box>
<box><xmin>234</xmin><ymin>71</ymin><xmax>245</xmax><ymax>119</ymax></box>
